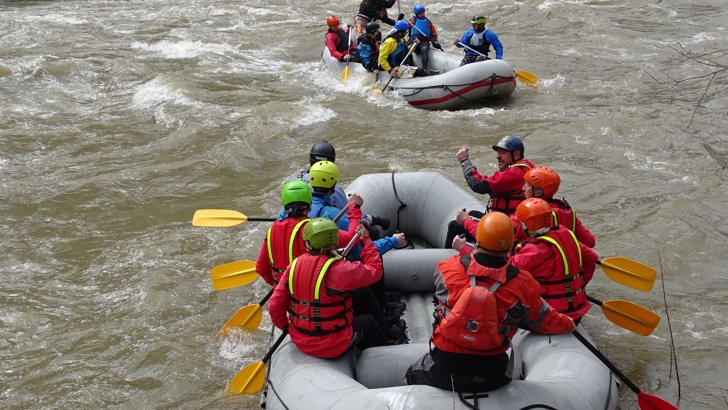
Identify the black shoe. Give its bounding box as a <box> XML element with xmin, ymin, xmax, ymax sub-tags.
<box><xmin>384</xmin><ymin>300</ymin><xmax>406</xmax><ymax>317</ymax></box>
<box><xmin>387</xmin><ymin>319</ymin><xmax>409</xmax><ymax>345</ymax></box>
<box><xmin>372</xmin><ymin>216</ymin><xmax>391</xmax><ymax>230</ymax></box>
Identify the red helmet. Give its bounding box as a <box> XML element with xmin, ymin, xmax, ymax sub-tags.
<box><xmin>516</xmin><ymin>198</ymin><xmax>552</xmax><ymax>232</ymax></box>
<box><xmin>326</xmin><ymin>16</ymin><xmax>340</xmax><ymax>27</ymax></box>
<box><xmin>475</xmin><ymin>212</ymin><xmax>514</xmax><ymax>252</ymax></box>
<box><xmin>524</xmin><ymin>166</ymin><xmax>561</xmax><ymax>198</ymax></box>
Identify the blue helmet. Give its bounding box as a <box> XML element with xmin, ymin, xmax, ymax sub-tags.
<box><xmin>492</xmin><ymin>136</ymin><xmax>525</xmax><ymax>157</ymax></box>
<box><xmin>414</xmin><ymin>4</ymin><xmax>425</xmax><ymax>14</ymax></box>
<box><xmin>394</xmin><ymin>20</ymin><xmax>409</xmax><ymax>31</ymax></box>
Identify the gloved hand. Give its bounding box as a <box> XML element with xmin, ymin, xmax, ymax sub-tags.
<box><xmin>372</xmin><ymin>216</ymin><xmax>391</xmax><ymax>230</ymax></box>
<box><xmin>433</xmin><ymin>42</ymin><xmax>443</xmax><ymax>50</ymax></box>
<box><xmin>397</xmin><ymin>13</ymin><xmax>405</xmax><ymax>20</ymax></box>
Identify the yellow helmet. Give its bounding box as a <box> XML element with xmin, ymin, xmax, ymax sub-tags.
<box><xmin>309</xmin><ymin>161</ymin><xmax>339</xmax><ymax>189</ymax></box>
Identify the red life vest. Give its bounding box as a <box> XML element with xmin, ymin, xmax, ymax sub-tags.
<box><xmin>435</xmin><ymin>273</ymin><xmax>503</xmax><ymax>351</ymax></box>
<box><xmin>534</xmin><ymin>227</ymin><xmax>586</xmax><ymax>315</ymax></box>
<box><xmin>433</xmin><ymin>255</ymin><xmax>519</xmax><ymax>353</ymax></box>
<box><xmin>265</xmin><ymin>218</ymin><xmax>309</xmax><ymax>284</ymax></box>
<box><xmin>549</xmin><ymin>199</ymin><xmax>577</xmax><ymax>231</ymax></box>
<box><xmin>287</xmin><ymin>254</ymin><xmax>352</xmax><ymax>336</ymax></box>
<box><xmin>489</xmin><ymin>160</ymin><xmax>533</xmax><ymax>215</ymax></box>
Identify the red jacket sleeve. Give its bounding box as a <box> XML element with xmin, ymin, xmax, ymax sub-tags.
<box><xmin>326</xmin><ymin>238</ymin><xmax>383</xmax><ymax>292</ymax></box>
<box><xmin>337</xmin><ymin>203</ymin><xmax>361</xmax><ymax>246</ymax></box>
<box><xmin>268</xmin><ymin>270</ymin><xmax>292</xmax><ymax>330</ymax></box>
<box><xmin>574</xmin><ymin>217</ymin><xmax>596</xmax><ymax>248</ymax></box>
<box><xmin>255</xmin><ymin>234</ymin><xmax>276</xmax><ymax>287</ymax></box>
<box><xmin>580</xmin><ymin>242</ymin><xmax>598</xmax><ymax>286</ymax></box>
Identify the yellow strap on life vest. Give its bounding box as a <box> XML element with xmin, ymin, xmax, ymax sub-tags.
<box><xmin>267</xmin><ymin>218</ymin><xmax>311</xmax><ymax>269</ymax></box>
<box><xmin>538</xmin><ymin>229</ymin><xmax>582</xmax><ymax>278</ymax></box>
<box><xmin>288</xmin><ymin>256</ymin><xmax>342</xmax><ymax>300</ymax></box>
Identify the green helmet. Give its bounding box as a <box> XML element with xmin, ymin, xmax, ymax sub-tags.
<box><xmin>303</xmin><ymin>218</ymin><xmax>339</xmax><ymax>249</ymax></box>
<box><xmin>281</xmin><ymin>180</ymin><xmax>312</xmax><ymax>207</ymax></box>
<box><xmin>309</xmin><ymin>161</ymin><xmax>340</xmax><ymax>189</ymax></box>
<box><xmin>471</xmin><ymin>15</ymin><xmax>487</xmax><ymax>25</ymax></box>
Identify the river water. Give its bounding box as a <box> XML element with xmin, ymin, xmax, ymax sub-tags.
<box><xmin>1</xmin><ymin>0</ymin><xmax>726</xmax><ymax>409</ymax></box>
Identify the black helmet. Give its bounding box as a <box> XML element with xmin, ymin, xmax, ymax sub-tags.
<box><xmin>309</xmin><ymin>141</ymin><xmax>336</xmax><ymax>165</ymax></box>
<box><xmin>365</xmin><ymin>22</ymin><xmax>380</xmax><ymax>34</ymax></box>
<box><xmin>471</xmin><ymin>15</ymin><xmax>487</xmax><ymax>25</ymax></box>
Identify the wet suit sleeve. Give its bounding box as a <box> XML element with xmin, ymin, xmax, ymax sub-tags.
<box><xmin>485</xmin><ymin>29</ymin><xmax>503</xmax><ymax>59</ymax></box>
<box><xmin>461</xmin><ymin>159</ymin><xmax>493</xmax><ymax>194</ymax></box>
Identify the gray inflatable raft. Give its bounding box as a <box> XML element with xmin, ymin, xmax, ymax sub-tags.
<box><xmin>322</xmin><ymin>47</ymin><xmax>516</xmax><ymax>111</ymax></box>
<box><xmin>262</xmin><ymin>172</ymin><xmax>618</xmax><ymax>410</ymax></box>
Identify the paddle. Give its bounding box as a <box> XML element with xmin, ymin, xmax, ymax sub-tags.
<box><xmin>340</xmin><ymin>27</ymin><xmax>352</xmax><ymax>83</ymax></box>
<box><xmin>375</xmin><ymin>42</ymin><xmax>418</xmax><ymax>94</ymax></box>
<box><xmin>192</xmin><ymin>209</ymin><xmax>276</xmax><ymax>227</ymax></box>
<box><xmin>572</xmin><ymin>331</ymin><xmax>678</xmax><ymax>410</ymax></box>
<box><xmin>211</xmin><ymin>260</ymin><xmax>258</xmax><ymax>291</ymax></box>
<box><xmin>228</xmin><ymin>328</ymin><xmax>289</xmax><ymax>395</ymax></box>
<box><xmin>598</xmin><ymin>257</ymin><xmax>656</xmax><ymax>292</ymax></box>
<box><xmin>456</xmin><ymin>41</ymin><xmax>540</xmax><ymax>89</ymax></box>
<box><xmin>218</xmin><ymin>288</ymin><xmax>274</xmax><ymax>336</ymax></box>
<box><xmin>587</xmin><ymin>295</ymin><xmax>660</xmax><ymax>336</ymax></box>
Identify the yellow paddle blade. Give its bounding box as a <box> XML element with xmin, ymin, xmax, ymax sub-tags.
<box><xmin>600</xmin><ymin>299</ymin><xmax>660</xmax><ymax>336</ymax></box>
<box><xmin>218</xmin><ymin>304</ymin><xmax>263</xmax><ymax>337</ymax></box>
<box><xmin>340</xmin><ymin>66</ymin><xmax>351</xmax><ymax>83</ymax></box>
<box><xmin>210</xmin><ymin>260</ymin><xmax>259</xmax><ymax>290</ymax></box>
<box><xmin>516</xmin><ymin>70</ymin><xmax>539</xmax><ymax>89</ymax></box>
<box><xmin>192</xmin><ymin>209</ymin><xmax>247</xmax><ymax>227</ymax></box>
<box><xmin>228</xmin><ymin>361</ymin><xmax>266</xmax><ymax>395</ymax></box>
<box><xmin>599</xmin><ymin>257</ymin><xmax>657</xmax><ymax>292</ymax></box>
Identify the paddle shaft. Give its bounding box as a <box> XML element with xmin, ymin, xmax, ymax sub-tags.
<box><xmin>587</xmin><ymin>295</ymin><xmax>603</xmax><ymax>307</ymax></box>
<box><xmin>249</xmin><ymin>217</ymin><xmax>277</xmax><ymax>222</ymax></box>
<box><xmin>382</xmin><ymin>43</ymin><xmax>418</xmax><ymax>92</ymax></box>
<box><xmin>262</xmin><ymin>328</ymin><xmax>289</xmax><ymax>364</ymax></box>
<box><xmin>458</xmin><ymin>41</ymin><xmax>488</xmax><ymax>59</ymax></box>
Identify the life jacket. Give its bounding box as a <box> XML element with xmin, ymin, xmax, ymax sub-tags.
<box><xmin>412</xmin><ymin>18</ymin><xmax>431</xmax><ymax>38</ymax></box>
<box><xmin>383</xmin><ymin>36</ymin><xmax>407</xmax><ymax>67</ymax></box>
<box><xmin>266</xmin><ymin>218</ymin><xmax>309</xmax><ymax>283</ymax></box>
<box><xmin>549</xmin><ymin>198</ymin><xmax>576</xmax><ymax>231</ymax></box>
<box><xmin>433</xmin><ymin>255</ymin><xmax>519</xmax><ymax>353</ymax></box>
<box><xmin>467</xmin><ymin>29</ymin><xmax>491</xmax><ymax>56</ymax></box>
<box><xmin>287</xmin><ymin>254</ymin><xmax>352</xmax><ymax>336</ymax></box>
<box><xmin>488</xmin><ymin>161</ymin><xmax>533</xmax><ymax>215</ymax></box>
<box><xmin>309</xmin><ymin>191</ymin><xmax>333</xmax><ymax>218</ymax></box>
<box><xmin>356</xmin><ymin>34</ymin><xmax>380</xmax><ymax>68</ymax></box>
<box><xmin>534</xmin><ymin>227</ymin><xmax>587</xmax><ymax>314</ymax></box>
<box><xmin>435</xmin><ymin>270</ymin><xmax>502</xmax><ymax>350</ymax></box>
<box><xmin>333</xmin><ymin>28</ymin><xmax>350</xmax><ymax>53</ymax></box>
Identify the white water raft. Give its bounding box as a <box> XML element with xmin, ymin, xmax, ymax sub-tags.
<box><xmin>262</xmin><ymin>172</ymin><xmax>618</xmax><ymax>410</ymax></box>
<box><xmin>322</xmin><ymin>48</ymin><xmax>517</xmax><ymax>110</ymax></box>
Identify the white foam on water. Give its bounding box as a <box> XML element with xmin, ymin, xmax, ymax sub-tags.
<box><xmin>131</xmin><ymin>40</ymin><xmax>239</xmax><ymax>59</ymax></box>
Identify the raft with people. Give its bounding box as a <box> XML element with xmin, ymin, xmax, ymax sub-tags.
<box><xmin>322</xmin><ymin>47</ymin><xmax>517</xmax><ymax>110</ymax></box>
<box><xmin>257</xmin><ymin>172</ymin><xmax>620</xmax><ymax>410</ymax></box>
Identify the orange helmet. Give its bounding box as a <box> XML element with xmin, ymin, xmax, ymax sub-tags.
<box><xmin>326</xmin><ymin>16</ymin><xmax>340</xmax><ymax>27</ymax></box>
<box><xmin>475</xmin><ymin>212</ymin><xmax>514</xmax><ymax>252</ymax></box>
<box><xmin>516</xmin><ymin>198</ymin><xmax>552</xmax><ymax>232</ymax></box>
<box><xmin>524</xmin><ymin>166</ymin><xmax>561</xmax><ymax>198</ymax></box>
